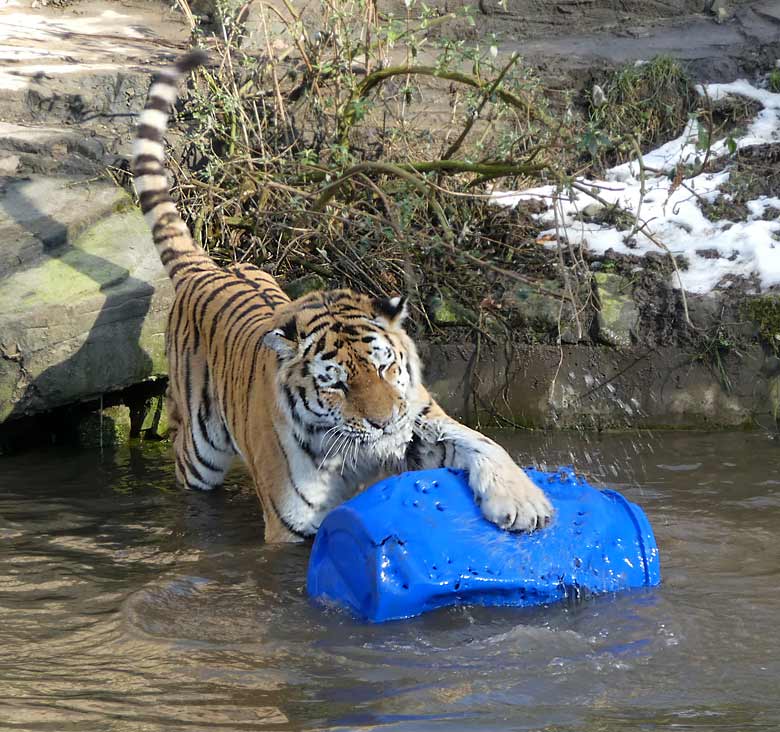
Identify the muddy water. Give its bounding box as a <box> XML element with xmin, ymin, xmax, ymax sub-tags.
<box><xmin>1</xmin><ymin>431</ymin><xmax>779</xmax><ymax>731</ymax></box>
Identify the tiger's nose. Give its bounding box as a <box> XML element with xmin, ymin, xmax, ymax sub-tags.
<box><xmin>364</xmin><ymin>415</ymin><xmax>393</xmax><ymax>431</ymax></box>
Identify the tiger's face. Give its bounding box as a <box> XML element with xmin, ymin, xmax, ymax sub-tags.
<box><xmin>264</xmin><ymin>291</ymin><xmax>422</xmax><ymax>461</ymax></box>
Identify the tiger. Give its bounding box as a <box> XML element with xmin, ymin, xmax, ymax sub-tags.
<box><xmin>131</xmin><ymin>51</ymin><xmax>553</xmax><ymax>543</ymax></box>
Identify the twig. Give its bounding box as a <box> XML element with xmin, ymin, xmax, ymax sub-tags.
<box><xmin>340</xmin><ymin>63</ymin><xmax>556</xmax><ymax>143</ymax></box>
<box><xmin>442</xmin><ymin>53</ymin><xmax>520</xmax><ymax>161</ymax></box>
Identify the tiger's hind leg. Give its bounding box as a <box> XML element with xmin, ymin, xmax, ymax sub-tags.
<box><xmin>164</xmin><ymin>383</ymin><xmax>181</xmax><ymax>448</ymax></box>
<box><xmin>167</xmin><ymin>348</ymin><xmax>236</xmax><ymax>491</ymax></box>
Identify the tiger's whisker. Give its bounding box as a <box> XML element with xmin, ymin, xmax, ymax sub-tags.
<box><xmin>318</xmin><ymin>428</ymin><xmax>344</xmax><ymax>470</ymax></box>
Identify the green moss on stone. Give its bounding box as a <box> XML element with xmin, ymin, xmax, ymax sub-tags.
<box><xmin>594</xmin><ymin>272</ymin><xmax>639</xmax><ymax>348</ymax></box>
<box><xmin>0</xmin><ymin>360</ymin><xmax>20</xmax><ymax>418</ymax></box>
<box><xmin>0</xmin><ymin>209</ymin><xmax>154</xmax><ymax>311</ymax></box>
<box><xmin>502</xmin><ymin>279</ymin><xmax>587</xmax><ymax>343</ymax></box>
<box><xmin>78</xmin><ymin>405</ymin><xmax>132</xmax><ymax>448</ymax></box>
<box><xmin>504</xmin><ymin>281</ymin><xmax>562</xmax><ymax>331</ymax></box>
<box><xmin>769</xmin><ymin>376</ymin><xmax>780</xmax><ymax>426</ymax></box>
<box><xmin>284</xmin><ymin>274</ymin><xmax>326</xmax><ymax>300</ymax></box>
<box><xmin>111</xmin><ymin>193</ymin><xmax>135</xmax><ymax>215</ymax></box>
<box><xmin>743</xmin><ymin>296</ymin><xmax>780</xmax><ymax>353</ymax></box>
<box><xmin>139</xmin><ymin>394</ymin><xmax>170</xmax><ymax>439</ymax></box>
<box><xmin>769</xmin><ymin>69</ymin><xmax>780</xmax><ymax>94</ymax></box>
<box><xmin>139</xmin><ymin>318</ymin><xmax>169</xmax><ymax>376</ymax></box>
<box><xmin>427</xmin><ymin>293</ymin><xmax>475</xmax><ymax>326</ymax></box>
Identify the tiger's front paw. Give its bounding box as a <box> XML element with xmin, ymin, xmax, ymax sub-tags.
<box><xmin>471</xmin><ymin>457</ymin><xmax>553</xmax><ymax>532</ymax></box>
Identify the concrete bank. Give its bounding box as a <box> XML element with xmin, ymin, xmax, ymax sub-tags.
<box><xmin>423</xmin><ymin>341</ymin><xmax>779</xmax><ymax>432</ymax></box>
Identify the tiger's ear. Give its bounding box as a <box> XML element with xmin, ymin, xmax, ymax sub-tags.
<box><xmin>373</xmin><ymin>295</ymin><xmax>408</xmax><ymax>327</ymax></box>
<box><xmin>262</xmin><ymin>317</ymin><xmax>298</xmax><ymax>359</ymax></box>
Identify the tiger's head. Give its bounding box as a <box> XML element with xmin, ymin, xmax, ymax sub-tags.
<box><xmin>263</xmin><ymin>290</ymin><xmax>423</xmax><ymax>463</ymax></box>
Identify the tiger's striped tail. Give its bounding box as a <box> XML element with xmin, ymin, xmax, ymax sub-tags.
<box><xmin>132</xmin><ymin>51</ymin><xmax>213</xmax><ymax>286</ymax></box>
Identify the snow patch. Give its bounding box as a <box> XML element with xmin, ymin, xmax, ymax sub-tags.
<box><xmin>494</xmin><ymin>81</ymin><xmax>780</xmax><ymax>294</ymax></box>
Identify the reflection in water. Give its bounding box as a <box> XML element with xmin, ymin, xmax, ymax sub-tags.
<box><xmin>1</xmin><ymin>433</ymin><xmax>779</xmax><ymax>731</ymax></box>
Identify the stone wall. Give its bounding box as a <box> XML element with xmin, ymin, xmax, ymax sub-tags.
<box><xmin>424</xmin><ymin>342</ymin><xmax>779</xmax><ymax>432</ymax></box>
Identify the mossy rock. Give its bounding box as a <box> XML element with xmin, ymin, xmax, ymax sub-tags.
<box><xmin>284</xmin><ymin>273</ymin><xmax>327</xmax><ymax>300</ymax></box>
<box><xmin>427</xmin><ymin>294</ymin><xmax>476</xmax><ymax>327</ymax></box>
<box><xmin>503</xmin><ymin>282</ymin><xmax>561</xmax><ymax>330</ymax></box>
<box><xmin>593</xmin><ymin>272</ymin><xmax>640</xmax><ymax>348</ymax></box>
<box><xmin>743</xmin><ymin>296</ymin><xmax>780</xmax><ymax>352</ymax></box>
<box><xmin>130</xmin><ymin>393</ymin><xmax>170</xmax><ymax>440</ymax></box>
<box><xmin>0</xmin><ymin>178</ymin><xmax>173</xmax><ymax>423</ymax></box>
<box><xmin>502</xmin><ymin>279</ymin><xmax>588</xmax><ymax>343</ymax></box>
<box><xmin>770</xmin><ymin>375</ymin><xmax>780</xmax><ymax>427</ymax></box>
<box><xmin>77</xmin><ymin>405</ymin><xmax>132</xmax><ymax>448</ymax></box>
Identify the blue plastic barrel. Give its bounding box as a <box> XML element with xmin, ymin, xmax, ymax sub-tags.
<box><xmin>307</xmin><ymin>467</ymin><xmax>660</xmax><ymax>622</ymax></box>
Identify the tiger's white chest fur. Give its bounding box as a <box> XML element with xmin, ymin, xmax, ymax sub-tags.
<box><xmin>282</xmin><ymin>412</ymin><xmax>416</xmax><ymax>535</ymax></box>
